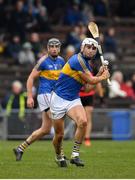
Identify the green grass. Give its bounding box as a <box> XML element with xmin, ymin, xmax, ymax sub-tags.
<box><xmin>0</xmin><ymin>140</ymin><xmax>135</xmax><ymax>179</ymax></box>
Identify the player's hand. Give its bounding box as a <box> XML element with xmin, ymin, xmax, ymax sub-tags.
<box><xmin>27</xmin><ymin>97</ymin><xmax>34</xmax><ymax>108</ymax></box>
<box><xmin>101</xmin><ymin>69</ymin><xmax>110</xmax><ymax>80</ymax></box>
<box><xmin>97</xmin><ymin>66</ymin><xmax>105</xmax><ymax>76</ymax></box>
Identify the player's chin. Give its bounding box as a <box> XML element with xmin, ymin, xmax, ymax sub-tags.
<box><xmin>52</xmin><ymin>53</ymin><xmax>58</xmax><ymax>57</ymax></box>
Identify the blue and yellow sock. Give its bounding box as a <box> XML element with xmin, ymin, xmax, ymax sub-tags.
<box><xmin>18</xmin><ymin>141</ymin><xmax>30</xmax><ymax>152</ymax></box>
<box><xmin>71</xmin><ymin>141</ymin><xmax>82</xmax><ymax>158</ymax></box>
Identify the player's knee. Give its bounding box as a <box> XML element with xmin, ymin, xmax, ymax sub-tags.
<box><xmin>55</xmin><ymin>132</ymin><xmax>64</xmax><ymax>141</ymax></box>
<box><xmin>78</xmin><ymin>118</ymin><xmax>87</xmax><ymax>129</ymax></box>
<box><xmin>81</xmin><ymin>120</ymin><xmax>87</xmax><ymax>128</ymax></box>
<box><xmin>40</xmin><ymin>128</ymin><xmax>50</xmax><ymax>135</ymax></box>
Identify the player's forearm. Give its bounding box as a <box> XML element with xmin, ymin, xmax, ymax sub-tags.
<box><xmin>80</xmin><ymin>72</ymin><xmax>103</xmax><ymax>84</ymax></box>
<box><xmin>87</xmin><ymin>75</ymin><xmax>104</xmax><ymax>84</ymax></box>
<box><xmin>27</xmin><ymin>76</ymin><xmax>34</xmax><ymax>98</ymax></box>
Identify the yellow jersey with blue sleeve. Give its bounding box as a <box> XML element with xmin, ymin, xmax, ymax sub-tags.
<box><xmin>54</xmin><ymin>53</ymin><xmax>93</xmax><ymax>100</ymax></box>
<box><xmin>35</xmin><ymin>54</ymin><xmax>65</xmax><ymax>94</ymax></box>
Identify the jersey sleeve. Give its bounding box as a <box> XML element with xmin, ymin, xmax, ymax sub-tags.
<box><xmin>68</xmin><ymin>55</ymin><xmax>84</xmax><ymax>72</ymax></box>
<box><xmin>34</xmin><ymin>55</ymin><xmax>47</xmax><ymax>71</ymax></box>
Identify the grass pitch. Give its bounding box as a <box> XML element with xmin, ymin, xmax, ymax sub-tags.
<box><xmin>0</xmin><ymin>140</ymin><xmax>135</xmax><ymax>179</ymax></box>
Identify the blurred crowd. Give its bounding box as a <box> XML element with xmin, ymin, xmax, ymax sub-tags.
<box><xmin>109</xmin><ymin>71</ymin><xmax>135</xmax><ymax>99</ymax></box>
<box><xmin>0</xmin><ymin>0</ymin><xmax>135</xmax><ymax>113</ymax></box>
<box><xmin>0</xmin><ymin>0</ymin><xmax>134</xmax><ymax>60</ymax></box>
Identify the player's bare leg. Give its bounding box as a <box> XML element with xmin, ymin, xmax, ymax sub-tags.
<box><xmin>52</xmin><ymin>118</ymin><xmax>67</xmax><ymax>167</ymax></box>
<box><xmin>67</xmin><ymin>105</ymin><xmax>87</xmax><ymax>166</ymax></box>
<box><xmin>84</xmin><ymin>106</ymin><xmax>93</xmax><ymax>146</ymax></box>
<box><xmin>26</xmin><ymin>111</ymin><xmax>52</xmax><ymax>143</ymax></box>
<box><xmin>13</xmin><ymin>111</ymin><xmax>52</xmax><ymax>161</ymax></box>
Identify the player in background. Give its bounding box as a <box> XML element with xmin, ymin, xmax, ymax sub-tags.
<box><xmin>80</xmin><ymin>55</ymin><xmax>109</xmax><ymax>147</ymax></box>
<box><xmin>50</xmin><ymin>38</ymin><xmax>110</xmax><ymax>167</ymax></box>
<box><xmin>13</xmin><ymin>38</ymin><xmax>65</xmax><ymax>161</ymax></box>
<box><xmin>80</xmin><ymin>82</ymin><xmax>104</xmax><ymax>146</ymax></box>
<box><xmin>65</xmin><ymin>45</ymin><xmax>105</xmax><ymax>147</ymax></box>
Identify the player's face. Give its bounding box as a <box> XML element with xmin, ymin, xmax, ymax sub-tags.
<box><xmin>82</xmin><ymin>44</ymin><xmax>97</xmax><ymax>58</ymax></box>
<box><xmin>48</xmin><ymin>45</ymin><xmax>60</xmax><ymax>57</ymax></box>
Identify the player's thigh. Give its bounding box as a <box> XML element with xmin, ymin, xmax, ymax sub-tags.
<box><xmin>67</xmin><ymin>105</ymin><xmax>87</xmax><ymax>125</ymax></box>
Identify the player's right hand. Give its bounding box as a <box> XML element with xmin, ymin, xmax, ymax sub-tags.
<box><xmin>98</xmin><ymin>66</ymin><xmax>108</xmax><ymax>76</ymax></box>
<box><xmin>101</xmin><ymin>69</ymin><xmax>110</xmax><ymax>80</ymax></box>
<box><xmin>98</xmin><ymin>66</ymin><xmax>104</xmax><ymax>76</ymax></box>
<box><xmin>27</xmin><ymin>97</ymin><xmax>34</xmax><ymax>108</ymax></box>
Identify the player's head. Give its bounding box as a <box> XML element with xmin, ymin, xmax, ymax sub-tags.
<box><xmin>47</xmin><ymin>38</ymin><xmax>61</xmax><ymax>58</ymax></box>
<box><xmin>81</xmin><ymin>38</ymin><xmax>98</xmax><ymax>59</ymax></box>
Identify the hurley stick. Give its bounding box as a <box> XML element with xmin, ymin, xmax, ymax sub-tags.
<box><xmin>88</xmin><ymin>22</ymin><xmax>111</xmax><ymax>85</ymax></box>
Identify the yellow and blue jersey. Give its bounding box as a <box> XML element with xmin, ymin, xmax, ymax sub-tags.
<box><xmin>54</xmin><ymin>53</ymin><xmax>93</xmax><ymax>100</ymax></box>
<box><xmin>35</xmin><ymin>55</ymin><xmax>65</xmax><ymax>94</ymax></box>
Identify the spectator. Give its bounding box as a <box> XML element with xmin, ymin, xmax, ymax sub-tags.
<box><xmin>79</xmin><ymin>24</ymin><xmax>87</xmax><ymax>41</ymax></box>
<box><xmin>63</xmin><ymin>2</ymin><xmax>83</xmax><ymax>25</ymax></box>
<box><xmin>34</xmin><ymin>0</ymin><xmax>47</xmax><ymax>14</ymax></box>
<box><xmin>65</xmin><ymin>45</ymin><xmax>76</xmax><ymax>61</ymax></box>
<box><xmin>0</xmin><ymin>35</ymin><xmax>5</xmax><ymax>55</ymax></box>
<box><xmin>65</xmin><ymin>25</ymin><xmax>81</xmax><ymax>51</ymax></box>
<box><xmin>6</xmin><ymin>35</ymin><xmax>22</xmax><ymax>64</ymax></box>
<box><xmin>23</xmin><ymin>0</ymin><xmax>39</xmax><ymax>17</ymax></box>
<box><xmin>81</xmin><ymin>3</ymin><xmax>95</xmax><ymax>24</ymax></box>
<box><xmin>109</xmin><ymin>71</ymin><xmax>127</xmax><ymax>98</ymax></box>
<box><xmin>8</xmin><ymin>1</ymin><xmax>27</xmax><ymax>40</ymax></box>
<box><xmin>104</xmin><ymin>27</ymin><xmax>117</xmax><ymax>62</ymax></box>
<box><xmin>36</xmin><ymin>6</ymin><xmax>51</xmax><ymax>32</ymax></box>
<box><xmin>18</xmin><ymin>42</ymin><xmax>35</xmax><ymax>65</ymax></box>
<box><xmin>93</xmin><ymin>0</ymin><xmax>108</xmax><ymax>17</ymax></box>
<box><xmin>29</xmin><ymin>32</ymin><xmax>41</xmax><ymax>58</ymax></box>
<box><xmin>24</xmin><ymin>4</ymin><xmax>37</xmax><ymax>33</ymax></box>
<box><xmin>65</xmin><ymin>24</ymin><xmax>86</xmax><ymax>52</ymax></box>
<box><xmin>1</xmin><ymin>80</ymin><xmax>27</xmax><ymax>135</ymax></box>
<box><xmin>121</xmin><ymin>80</ymin><xmax>135</xmax><ymax>99</ymax></box>
<box><xmin>131</xmin><ymin>73</ymin><xmax>135</xmax><ymax>94</ymax></box>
